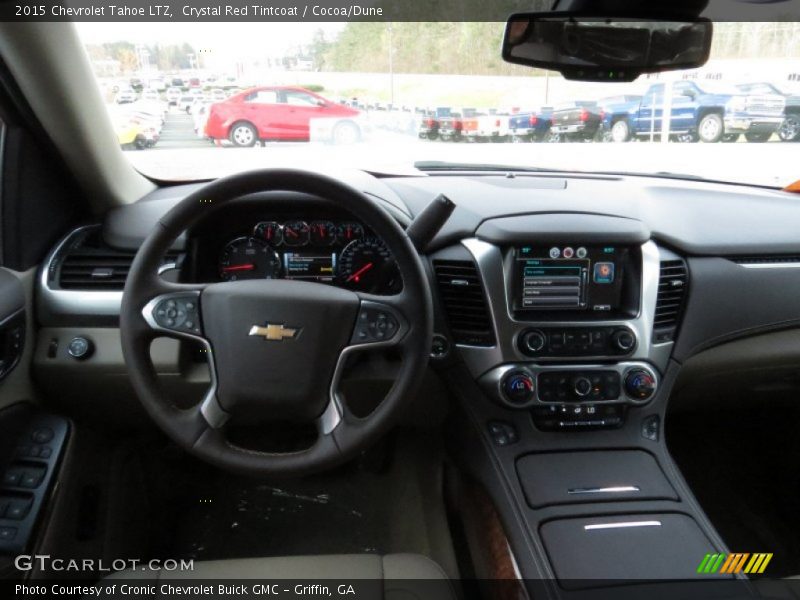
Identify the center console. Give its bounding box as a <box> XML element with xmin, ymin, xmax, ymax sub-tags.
<box><xmin>434</xmin><ymin>214</ymin><xmax>732</xmax><ymax>596</ymax></box>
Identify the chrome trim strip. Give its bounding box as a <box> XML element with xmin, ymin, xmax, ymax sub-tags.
<box><xmin>737</xmin><ymin>262</ymin><xmax>800</xmax><ymax>269</ymax></box>
<box><xmin>142</xmin><ymin>291</ymin><xmax>228</xmax><ymax>429</ymax></box>
<box><xmin>158</xmin><ymin>262</ymin><xmax>178</xmax><ymax>275</ymax></box>
<box><xmin>459</xmin><ymin>239</ymin><xmax>672</xmax><ymax>378</ymax></box>
<box><xmin>584</xmin><ymin>521</ymin><xmax>661</xmax><ymax>531</ymax></box>
<box><xmin>568</xmin><ymin>486</ymin><xmax>641</xmax><ymax>495</ymax></box>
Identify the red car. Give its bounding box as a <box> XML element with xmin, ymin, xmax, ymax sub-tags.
<box><xmin>204</xmin><ymin>86</ymin><xmax>361</xmax><ymax>146</ymax></box>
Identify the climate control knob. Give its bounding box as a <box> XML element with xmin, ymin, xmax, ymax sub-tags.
<box><xmin>572</xmin><ymin>376</ymin><xmax>592</xmax><ymax>397</ymax></box>
<box><xmin>520</xmin><ymin>329</ymin><xmax>547</xmax><ymax>355</ymax></box>
<box><xmin>502</xmin><ymin>371</ymin><xmax>536</xmax><ymax>405</ymax></box>
<box><xmin>611</xmin><ymin>329</ymin><xmax>636</xmax><ymax>353</ymax></box>
<box><xmin>625</xmin><ymin>369</ymin><xmax>657</xmax><ymax>401</ymax></box>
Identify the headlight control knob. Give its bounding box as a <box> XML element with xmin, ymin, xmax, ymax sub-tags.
<box><xmin>67</xmin><ymin>336</ymin><xmax>93</xmax><ymax>360</ymax></box>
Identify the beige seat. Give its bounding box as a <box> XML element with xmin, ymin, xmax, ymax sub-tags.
<box><xmin>101</xmin><ymin>554</ymin><xmax>456</xmax><ymax>599</ymax></box>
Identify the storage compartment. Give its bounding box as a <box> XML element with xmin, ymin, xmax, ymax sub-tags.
<box><xmin>516</xmin><ymin>450</ymin><xmax>677</xmax><ymax>508</ymax></box>
<box><xmin>540</xmin><ymin>513</ymin><xmax>727</xmax><ymax>589</ymax></box>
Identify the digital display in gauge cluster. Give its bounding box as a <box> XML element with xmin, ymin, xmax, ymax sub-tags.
<box><xmin>217</xmin><ymin>219</ymin><xmax>399</xmax><ymax>293</ymax></box>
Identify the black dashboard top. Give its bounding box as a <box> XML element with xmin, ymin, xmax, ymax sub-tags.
<box><xmin>102</xmin><ymin>170</ymin><xmax>800</xmax><ymax>257</ymax></box>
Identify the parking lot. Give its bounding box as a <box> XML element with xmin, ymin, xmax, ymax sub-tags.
<box><xmin>128</xmin><ymin>109</ymin><xmax>799</xmax><ymax>187</ymax></box>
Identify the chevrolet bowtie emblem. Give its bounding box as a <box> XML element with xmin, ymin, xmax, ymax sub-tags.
<box><xmin>248</xmin><ymin>323</ymin><xmax>299</xmax><ymax>341</ymax></box>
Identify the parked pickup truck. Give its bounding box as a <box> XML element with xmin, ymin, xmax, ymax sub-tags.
<box><xmin>736</xmin><ymin>82</ymin><xmax>800</xmax><ymax>142</ymax></box>
<box><xmin>417</xmin><ymin>109</ymin><xmax>440</xmax><ymax>140</ymax></box>
<box><xmin>439</xmin><ymin>107</ymin><xmax>478</xmax><ymax>142</ymax></box>
<box><xmin>600</xmin><ymin>81</ymin><xmax>786</xmax><ymax>143</ymax></box>
<box><xmin>508</xmin><ymin>107</ymin><xmax>554</xmax><ymax>142</ymax></box>
<box><xmin>549</xmin><ymin>101</ymin><xmax>603</xmax><ymax>141</ymax></box>
<box><xmin>461</xmin><ymin>110</ymin><xmax>512</xmax><ymax>142</ymax></box>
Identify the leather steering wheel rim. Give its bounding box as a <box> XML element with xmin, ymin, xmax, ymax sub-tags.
<box><xmin>120</xmin><ymin>169</ymin><xmax>433</xmax><ymax>476</ymax></box>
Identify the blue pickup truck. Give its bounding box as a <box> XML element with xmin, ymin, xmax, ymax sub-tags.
<box><xmin>508</xmin><ymin>107</ymin><xmax>554</xmax><ymax>142</ymax></box>
<box><xmin>600</xmin><ymin>81</ymin><xmax>786</xmax><ymax>143</ymax></box>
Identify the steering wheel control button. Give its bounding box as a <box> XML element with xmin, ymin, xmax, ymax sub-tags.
<box><xmin>487</xmin><ymin>421</ymin><xmax>518</xmax><ymax>446</ymax></box>
<box><xmin>625</xmin><ymin>369</ymin><xmax>657</xmax><ymax>401</ymax></box>
<box><xmin>153</xmin><ymin>295</ymin><xmax>202</xmax><ymax>335</ymax></box>
<box><xmin>67</xmin><ymin>337</ymin><xmax>93</xmax><ymax>360</ymax></box>
<box><xmin>352</xmin><ymin>306</ymin><xmax>400</xmax><ymax>345</ymax></box>
<box><xmin>501</xmin><ymin>371</ymin><xmax>536</xmax><ymax>406</ymax></box>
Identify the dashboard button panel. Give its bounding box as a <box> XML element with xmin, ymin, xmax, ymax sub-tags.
<box><xmin>481</xmin><ymin>362</ymin><xmax>658</xmax><ymax>411</ymax></box>
<box><xmin>517</xmin><ymin>326</ymin><xmax>636</xmax><ymax>358</ymax></box>
<box><xmin>532</xmin><ymin>403</ymin><xmax>625</xmax><ymax>431</ymax></box>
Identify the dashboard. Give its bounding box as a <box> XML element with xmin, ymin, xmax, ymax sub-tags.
<box><xmin>187</xmin><ymin>206</ymin><xmax>401</xmax><ymax>295</ymax></box>
<box><xmin>37</xmin><ymin>172</ymin><xmax>800</xmax><ymax>427</ymax></box>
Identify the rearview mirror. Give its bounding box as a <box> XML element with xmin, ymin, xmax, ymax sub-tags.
<box><xmin>502</xmin><ymin>13</ymin><xmax>713</xmax><ymax>82</ymax></box>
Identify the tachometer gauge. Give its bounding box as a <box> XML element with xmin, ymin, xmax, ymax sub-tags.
<box><xmin>337</xmin><ymin>238</ymin><xmax>400</xmax><ymax>293</ymax></box>
<box><xmin>219</xmin><ymin>237</ymin><xmax>281</xmax><ymax>281</ymax></box>
<box><xmin>254</xmin><ymin>221</ymin><xmax>283</xmax><ymax>246</ymax></box>
<box><xmin>336</xmin><ymin>222</ymin><xmax>364</xmax><ymax>244</ymax></box>
<box><xmin>310</xmin><ymin>220</ymin><xmax>337</xmax><ymax>245</ymax></box>
<box><xmin>282</xmin><ymin>220</ymin><xmax>310</xmax><ymax>247</ymax></box>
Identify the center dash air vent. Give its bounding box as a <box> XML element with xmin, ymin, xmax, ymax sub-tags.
<box><xmin>433</xmin><ymin>259</ymin><xmax>495</xmax><ymax>346</ymax></box>
<box><xmin>52</xmin><ymin>227</ymin><xmax>176</xmax><ymax>291</ymax></box>
<box><xmin>653</xmin><ymin>258</ymin><xmax>688</xmax><ymax>343</ymax></box>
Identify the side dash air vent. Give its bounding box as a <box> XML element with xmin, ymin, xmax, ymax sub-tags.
<box><xmin>51</xmin><ymin>227</ymin><xmax>176</xmax><ymax>291</ymax></box>
<box><xmin>653</xmin><ymin>259</ymin><xmax>688</xmax><ymax>343</ymax></box>
<box><xmin>433</xmin><ymin>259</ymin><xmax>495</xmax><ymax>346</ymax></box>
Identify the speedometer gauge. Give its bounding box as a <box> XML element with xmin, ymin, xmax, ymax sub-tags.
<box><xmin>337</xmin><ymin>238</ymin><xmax>400</xmax><ymax>293</ymax></box>
<box><xmin>218</xmin><ymin>237</ymin><xmax>281</xmax><ymax>281</ymax></box>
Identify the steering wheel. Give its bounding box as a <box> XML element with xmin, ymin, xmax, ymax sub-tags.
<box><xmin>120</xmin><ymin>169</ymin><xmax>433</xmax><ymax>476</ymax></box>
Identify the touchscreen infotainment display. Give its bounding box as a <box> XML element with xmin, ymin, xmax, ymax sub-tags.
<box><xmin>514</xmin><ymin>245</ymin><xmax>628</xmax><ymax>312</ymax></box>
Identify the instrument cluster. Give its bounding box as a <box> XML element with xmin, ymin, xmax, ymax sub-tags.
<box><xmin>217</xmin><ymin>219</ymin><xmax>401</xmax><ymax>294</ymax></box>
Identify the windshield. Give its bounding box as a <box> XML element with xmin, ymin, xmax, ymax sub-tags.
<box><xmin>77</xmin><ymin>21</ymin><xmax>800</xmax><ymax>186</ymax></box>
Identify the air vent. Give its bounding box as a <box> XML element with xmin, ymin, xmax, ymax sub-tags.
<box><xmin>433</xmin><ymin>259</ymin><xmax>495</xmax><ymax>346</ymax></box>
<box><xmin>730</xmin><ymin>256</ymin><xmax>800</xmax><ymax>266</ymax></box>
<box><xmin>52</xmin><ymin>227</ymin><xmax>175</xmax><ymax>291</ymax></box>
<box><xmin>653</xmin><ymin>259</ymin><xmax>688</xmax><ymax>343</ymax></box>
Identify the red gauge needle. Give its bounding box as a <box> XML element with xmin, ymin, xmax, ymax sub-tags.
<box><xmin>347</xmin><ymin>262</ymin><xmax>374</xmax><ymax>282</ymax></box>
<box><xmin>222</xmin><ymin>264</ymin><xmax>255</xmax><ymax>272</ymax></box>
<box><xmin>285</xmin><ymin>228</ymin><xmax>298</xmax><ymax>237</ymax></box>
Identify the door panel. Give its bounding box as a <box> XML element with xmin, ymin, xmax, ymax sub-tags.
<box><xmin>0</xmin><ymin>268</ymin><xmax>35</xmax><ymax>412</ymax></box>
